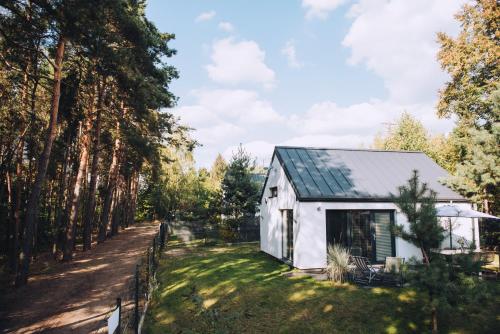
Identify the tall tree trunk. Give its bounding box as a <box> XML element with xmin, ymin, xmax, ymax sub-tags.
<box><xmin>110</xmin><ymin>186</ymin><xmax>120</xmax><ymax>236</ymax></box>
<box><xmin>5</xmin><ymin>171</ymin><xmax>13</xmax><ymax>252</ymax></box>
<box><xmin>63</xmin><ymin>115</ymin><xmax>92</xmax><ymax>261</ymax></box>
<box><xmin>431</xmin><ymin>306</ymin><xmax>438</xmax><ymax>334</ymax></box>
<box><xmin>128</xmin><ymin>170</ymin><xmax>139</xmax><ymax>226</ymax></box>
<box><xmin>9</xmin><ymin>144</ymin><xmax>23</xmax><ymax>273</ymax></box>
<box><xmin>53</xmin><ymin>134</ymin><xmax>72</xmax><ymax>256</ymax></box>
<box><xmin>82</xmin><ymin>82</ymin><xmax>104</xmax><ymax>251</ymax></box>
<box><xmin>123</xmin><ymin>175</ymin><xmax>132</xmax><ymax>228</ymax></box>
<box><xmin>16</xmin><ymin>36</ymin><xmax>65</xmax><ymax>287</ymax></box>
<box><xmin>8</xmin><ymin>59</ymin><xmax>30</xmax><ymax>272</ymax></box>
<box><xmin>98</xmin><ymin>120</ymin><xmax>121</xmax><ymax>242</ymax></box>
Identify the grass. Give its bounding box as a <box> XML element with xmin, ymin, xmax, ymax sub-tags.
<box><xmin>145</xmin><ymin>241</ymin><xmax>500</xmax><ymax>334</ymax></box>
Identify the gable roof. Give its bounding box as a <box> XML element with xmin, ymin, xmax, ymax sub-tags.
<box><xmin>272</xmin><ymin>146</ymin><xmax>466</xmax><ymax>202</ymax></box>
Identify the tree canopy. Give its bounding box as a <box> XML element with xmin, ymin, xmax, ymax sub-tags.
<box><xmin>0</xmin><ymin>0</ymin><xmax>185</xmax><ymax>286</ymax></box>
<box><xmin>437</xmin><ymin>0</ymin><xmax>500</xmax><ymax>214</ymax></box>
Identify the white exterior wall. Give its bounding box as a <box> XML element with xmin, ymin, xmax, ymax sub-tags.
<box><xmin>295</xmin><ymin>201</ymin><xmax>477</xmax><ymax>269</ymax></box>
<box><xmin>259</xmin><ymin>157</ymin><xmax>299</xmax><ymax>261</ymax></box>
<box><xmin>260</xmin><ymin>157</ymin><xmax>477</xmax><ymax>269</ymax></box>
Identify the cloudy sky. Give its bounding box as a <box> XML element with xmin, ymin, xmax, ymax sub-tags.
<box><xmin>146</xmin><ymin>0</ymin><xmax>466</xmax><ymax>168</ymax></box>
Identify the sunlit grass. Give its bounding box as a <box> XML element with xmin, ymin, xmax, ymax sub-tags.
<box><xmin>144</xmin><ymin>242</ymin><xmax>500</xmax><ymax>334</ymax></box>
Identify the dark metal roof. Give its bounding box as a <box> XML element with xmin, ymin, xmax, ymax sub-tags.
<box><xmin>274</xmin><ymin>146</ymin><xmax>466</xmax><ymax>202</ymax></box>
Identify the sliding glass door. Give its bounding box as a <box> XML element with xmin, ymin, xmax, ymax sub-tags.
<box><xmin>326</xmin><ymin>210</ymin><xmax>394</xmax><ymax>262</ymax></box>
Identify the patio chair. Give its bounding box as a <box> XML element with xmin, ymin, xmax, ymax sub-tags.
<box><xmin>380</xmin><ymin>257</ymin><xmax>405</xmax><ymax>287</ymax></box>
<box><xmin>350</xmin><ymin>256</ymin><xmax>381</xmax><ymax>285</ymax></box>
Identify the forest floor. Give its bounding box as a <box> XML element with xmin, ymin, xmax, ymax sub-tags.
<box><xmin>0</xmin><ymin>222</ymin><xmax>159</xmax><ymax>334</ymax></box>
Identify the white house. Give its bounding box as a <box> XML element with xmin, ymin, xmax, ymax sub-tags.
<box><xmin>259</xmin><ymin>146</ymin><xmax>478</xmax><ymax>269</ymax></box>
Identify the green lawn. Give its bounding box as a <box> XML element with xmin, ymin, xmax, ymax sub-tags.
<box><xmin>145</xmin><ymin>241</ymin><xmax>499</xmax><ymax>334</ymax></box>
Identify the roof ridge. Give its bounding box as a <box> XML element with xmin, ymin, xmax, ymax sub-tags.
<box><xmin>275</xmin><ymin>146</ymin><xmax>424</xmax><ymax>154</ymax></box>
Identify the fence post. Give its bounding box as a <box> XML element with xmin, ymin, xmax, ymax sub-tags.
<box><xmin>160</xmin><ymin>223</ymin><xmax>165</xmax><ymax>250</ymax></box>
<box><xmin>146</xmin><ymin>247</ymin><xmax>150</xmax><ymax>296</ymax></box>
<box><xmin>134</xmin><ymin>264</ymin><xmax>139</xmax><ymax>334</ymax></box>
<box><xmin>152</xmin><ymin>237</ymin><xmax>156</xmax><ymax>271</ymax></box>
<box><xmin>116</xmin><ymin>297</ymin><xmax>122</xmax><ymax>334</ymax></box>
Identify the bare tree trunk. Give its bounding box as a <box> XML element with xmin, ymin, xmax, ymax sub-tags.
<box><xmin>16</xmin><ymin>36</ymin><xmax>65</xmax><ymax>287</ymax></box>
<box><xmin>7</xmin><ymin>57</ymin><xmax>32</xmax><ymax>273</ymax></box>
<box><xmin>53</xmin><ymin>134</ymin><xmax>72</xmax><ymax>256</ymax></box>
<box><xmin>5</xmin><ymin>170</ymin><xmax>13</xmax><ymax>249</ymax></box>
<box><xmin>110</xmin><ymin>186</ymin><xmax>120</xmax><ymax>236</ymax></box>
<box><xmin>123</xmin><ymin>175</ymin><xmax>132</xmax><ymax>228</ymax></box>
<box><xmin>431</xmin><ymin>306</ymin><xmax>438</xmax><ymax>334</ymax></box>
<box><xmin>82</xmin><ymin>81</ymin><xmax>104</xmax><ymax>251</ymax></box>
<box><xmin>98</xmin><ymin>120</ymin><xmax>121</xmax><ymax>242</ymax></box>
<box><xmin>128</xmin><ymin>171</ymin><xmax>139</xmax><ymax>226</ymax></box>
<box><xmin>63</xmin><ymin>115</ymin><xmax>92</xmax><ymax>261</ymax></box>
<box><xmin>9</xmin><ymin>144</ymin><xmax>23</xmax><ymax>273</ymax></box>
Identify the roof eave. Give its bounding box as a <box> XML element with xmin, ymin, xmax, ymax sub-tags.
<box><xmin>298</xmin><ymin>197</ymin><xmax>469</xmax><ymax>203</ymax></box>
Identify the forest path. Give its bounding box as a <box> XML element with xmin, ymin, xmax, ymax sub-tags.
<box><xmin>0</xmin><ymin>222</ymin><xmax>158</xmax><ymax>334</ymax></box>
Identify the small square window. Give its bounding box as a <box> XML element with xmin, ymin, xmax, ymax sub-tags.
<box><xmin>270</xmin><ymin>187</ymin><xmax>278</xmax><ymax>198</ymax></box>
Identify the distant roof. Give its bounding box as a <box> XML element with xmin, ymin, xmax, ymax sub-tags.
<box><xmin>273</xmin><ymin>146</ymin><xmax>466</xmax><ymax>202</ymax></box>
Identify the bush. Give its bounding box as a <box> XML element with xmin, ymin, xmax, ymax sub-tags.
<box><xmin>326</xmin><ymin>244</ymin><xmax>351</xmax><ymax>283</ymax></box>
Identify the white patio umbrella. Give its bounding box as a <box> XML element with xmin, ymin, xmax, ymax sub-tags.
<box><xmin>436</xmin><ymin>205</ymin><xmax>499</xmax><ymax>220</ymax></box>
<box><xmin>436</xmin><ymin>204</ymin><xmax>499</xmax><ymax>250</ymax></box>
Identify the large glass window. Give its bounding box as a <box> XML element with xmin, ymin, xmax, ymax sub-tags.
<box><xmin>326</xmin><ymin>210</ymin><xmax>394</xmax><ymax>262</ymax></box>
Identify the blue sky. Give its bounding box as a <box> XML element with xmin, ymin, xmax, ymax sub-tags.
<box><xmin>146</xmin><ymin>0</ymin><xmax>466</xmax><ymax>167</ymax></box>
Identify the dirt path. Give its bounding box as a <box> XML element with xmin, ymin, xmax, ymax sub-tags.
<box><xmin>0</xmin><ymin>223</ymin><xmax>159</xmax><ymax>334</ymax></box>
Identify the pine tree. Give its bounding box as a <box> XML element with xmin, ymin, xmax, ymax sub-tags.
<box><xmin>437</xmin><ymin>0</ymin><xmax>500</xmax><ymax>214</ymax></box>
<box><xmin>0</xmin><ymin>0</ymin><xmax>182</xmax><ymax>286</ymax></box>
<box><xmin>373</xmin><ymin>113</ymin><xmax>457</xmax><ymax>172</ymax></box>
<box><xmin>221</xmin><ymin>146</ymin><xmax>259</xmax><ymax>240</ymax></box>
<box><xmin>392</xmin><ymin>170</ymin><xmax>444</xmax><ymax>264</ymax></box>
<box><xmin>393</xmin><ymin>171</ymin><xmax>487</xmax><ymax>333</ymax></box>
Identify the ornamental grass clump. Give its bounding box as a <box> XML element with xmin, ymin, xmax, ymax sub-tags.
<box><xmin>326</xmin><ymin>244</ymin><xmax>351</xmax><ymax>283</ymax></box>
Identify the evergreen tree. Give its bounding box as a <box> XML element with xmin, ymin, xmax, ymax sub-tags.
<box><xmin>0</xmin><ymin>0</ymin><xmax>183</xmax><ymax>286</ymax></box>
<box><xmin>393</xmin><ymin>171</ymin><xmax>488</xmax><ymax>333</ymax></box>
<box><xmin>373</xmin><ymin>113</ymin><xmax>457</xmax><ymax>172</ymax></box>
<box><xmin>437</xmin><ymin>0</ymin><xmax>500</xmax><ymax>214</ymax></box>
<box><xmin>392</xmin><ymin>170</ymin><xmax>444</xmax><ymax>264</ymax></box>
<box><xmin>221</xmin><ymin>146</ymin><xmax>259</xmax><ymax>240</ymax></box>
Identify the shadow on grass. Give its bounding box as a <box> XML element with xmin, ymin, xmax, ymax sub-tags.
<box><xmin>145</xmin><ymin>242</ymin><xmax>500</xmax><ymax>334</ymax></box>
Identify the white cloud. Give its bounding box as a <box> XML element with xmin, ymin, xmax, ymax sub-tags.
<box><xmin>288</xmin><ymin>99</ymin><xmax>453</xmax><ymax>138</ymax></box>
<box><xmin>218</xmin><ymin>21</ymin><xmax>234</xmax><ymax>32</ymax></box>
<box><xmin>302</xmin><ymin>0</ymin><xmax>349</xmax><ymax>19</ymax></box>
<box><xmin>196</xmin><ymin>122</ymin><xmax>245</xmax><ymax>145</ymax></box>
<box><xmin>282</xmin><ymin>134</ymin><xmax>372</xmax><ymax>148</ymax></box>
<box><xmin>194</xmin><ymin>89</ymin><xmax>283</xmax><ymax>123</ymax></box>
<box><xmin>205</xmin><ymin>38</ymin><xmax>276</xmax><ymax>88</ymax></box>
<box><xmin>195</xmin><ymin>10</ymin><xmax>216</xmax><ymax>22</ymax></box>
<box><xmin>281</xmin><ymin>40</ymin><xmax>303</xmax><ymax>69</ymax></box>
<box><xmin>342</xmin><ymin>0</ymin><xmax>466</xmax><ymax>104</ymax></box>
<box><xmin>173</xmin><ymin>88</ymin><xmax>282</xmax><ymax>147</ymax></box>
<box><xmin>223</xmin><ymin>141</ymin><xmax>276</xmax><ymax>166</ymax></box>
